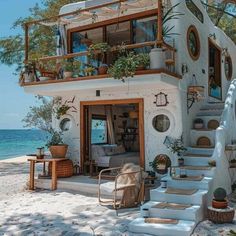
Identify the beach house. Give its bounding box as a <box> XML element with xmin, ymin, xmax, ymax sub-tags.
<box><xmin>21</xmin><ymin>0</ymin><xmax>236</xmax><ymax>235</ymax></box>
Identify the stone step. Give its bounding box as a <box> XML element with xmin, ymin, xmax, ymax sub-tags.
<box><xmin>175</xmin><ymin>166</ymin><xmax>215</xmax><ymax>177</ymax></box>
<box><xmin>183</xmin><ymin>155</ymin><xmax>212</xmax><ymax>166</ymax></box>
<box><xmin>150</xmin><ymin>187</ymin><xmax>207</xmax><ymax>205</ymax></box>
<box><xmin>197</xmin><ymin>109</ymin><xmax>222</xmax><ymax>116</ymax></box>
<box><xmin>162</xmin><ymin>176</ymin><xmax>213</xmax><ymax>190</ymax></box>
<box><xmin>141</xmin><ymin>201</ymin><xmax>203</xmax><ymax>221</ymax></box>
<box><xmin>186</xmin><ymin>147</ymin><xmax>214</xmax><ymax>155</ymax></box>
<box><xmin>128</xmin><ymin>218</ymin><xmax>196</xmax><ymax>236</ymax></box>
<box><xmin>201</xmin><ymin>103</ymin><xmax>224</xmax><ymax>110</ymax></box>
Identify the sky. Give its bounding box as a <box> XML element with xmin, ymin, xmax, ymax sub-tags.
<box><xmin>0</xmin><ymin>0</ymin><xmax>41</xmax><ymax>129</ymax></box>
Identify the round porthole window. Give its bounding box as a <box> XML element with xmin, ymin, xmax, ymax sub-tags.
<box><xmin>152</xmin><ymin>114</ymin><xmax>170</xmax><ymax>132</ymax></box>
<box><xmin>187</xmin><ymin>25</ymin><xmax>200</xmax><ymax>60</ymax></box>
<box><xmin>59</xmin><ymin>118</ymin><xmax>71</xmax><ymax>131</ymax></box>
<box><xmin>225</xmin><ymin>55</ymin><xmax>233</xmax><ymax>81</ymax></box>
<box><xmin>150</xmin><ymin>154</ymin><xmax>171</xmax><ymax>175</ymax></box>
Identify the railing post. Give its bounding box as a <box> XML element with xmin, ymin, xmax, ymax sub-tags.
<box><xmin>24</xmin><ymin>23</ymin><xmax>29</xmax><ymax>63</ymax></box>
<box><xmin>157</xmin><ymin>0</ymin><xmax>163</xmax><ymax>44</ymax></box>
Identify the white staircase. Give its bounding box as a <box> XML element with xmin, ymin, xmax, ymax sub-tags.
<box><xmin>129</xmin><ymin>103</ymin><xmax>224</xmax><ymax>236</ymax></box>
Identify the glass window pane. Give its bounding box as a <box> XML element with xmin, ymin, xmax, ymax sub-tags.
<box><xmin>133</xmin><ymin>16</ymin><xmax>157</xmax><ymax>53</ymax></box>
<box><xmin>91</xmin><ymin>118</ymin><xmax>107</xmax><ymax>144</ymax></box>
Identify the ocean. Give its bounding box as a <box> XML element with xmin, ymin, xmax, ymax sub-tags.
<box><xmin>0</xmin><ymin>129</ymin><xmax>48</xmax><ymax>160</ymax></box>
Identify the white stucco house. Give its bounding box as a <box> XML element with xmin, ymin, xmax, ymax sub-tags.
<box><xmin>21</xmin><ymin>0</ymin><xmax>236</xmax><ymax>235</ymax></box>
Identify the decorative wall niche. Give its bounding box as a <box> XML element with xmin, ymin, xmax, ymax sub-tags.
<box><xmin>154</xmin><ymin>92</ymin><xmax>169</xmax><ymax>107</ymax></box>
<box><xmin>187</xmin><ymin>25</ymin><xmax>200</xmax><ymax>61</ymax></box>
<box><xmin>151</xmin><ymin>154</ymin><xmax>171</xmax><ymax>175</ymax></box>
<box><xmin>60</xmin><ymin>117</ymin><xmax>72</xmax><ymax>131</ymax></box>
<box><xmin>186</xmin><ymin>0</ymin><xmax>204</xmax><ymax>23</ymax></box>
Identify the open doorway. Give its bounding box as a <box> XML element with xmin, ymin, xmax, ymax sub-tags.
<box><xmin>208</xmin><ymin>39</ymin><xmax>222</xmax><ymax>100</ymax></box>
<box><xmin>80</xmin><ymin>99</ymin><xmax>144</xmax><ymax>174</ymax></box>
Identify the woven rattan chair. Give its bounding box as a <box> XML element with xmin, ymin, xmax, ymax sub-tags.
<box><xmin>98</xmin><ymin>165</ymin><xmax>145</xmax><ymax>210</ymax></box>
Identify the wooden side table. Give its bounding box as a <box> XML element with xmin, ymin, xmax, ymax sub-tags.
<box><xmin>28</xmin><ymin>158</ymin><xmax>68</xmax><ymax>191</ymax></box>
<box><xmin>207</xmin><ymin>206</ymin><xmax>235</xmax><ymax>224</ymax></box>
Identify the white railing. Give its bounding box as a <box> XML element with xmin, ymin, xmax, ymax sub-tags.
<box><xmin>212</xmin><ymin>79</ymin><xmax>236</xmax><ymax>194</ymax></box>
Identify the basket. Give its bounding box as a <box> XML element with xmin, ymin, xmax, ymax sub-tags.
<box><xmin>48</xmin><ymin>159</ymin><xmax>73</xmax><ymax>178</ymax></box>
<box><xmin>207</xmin><ymin>207</ymin><xmax>235</xmax><ymax>224</ymax></box>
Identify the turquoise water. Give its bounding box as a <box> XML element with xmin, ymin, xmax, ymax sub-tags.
<box><xmin>0</xmin><ymin>129</ymin><xmax>48</xmax><ymax>160</ymax></box>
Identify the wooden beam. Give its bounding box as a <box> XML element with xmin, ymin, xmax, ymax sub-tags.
<box><xmin>24</xmin><ymin>23</ymin><xmax>29</xmax><ymax>62</ymax></box>
<box><xmin>157</xmin><ymin>0</ymin><xmax>163</xmax><ymax>43</ymax></box>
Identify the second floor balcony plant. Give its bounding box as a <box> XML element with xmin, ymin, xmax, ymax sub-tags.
<box><xmin>88</xmin><ymin>42</ymin><xmax>110</xmax><ymax>75</ymax></box>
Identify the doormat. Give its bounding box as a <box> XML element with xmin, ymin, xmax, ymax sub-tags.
<box><xmin>165</xmin><ymin>187</ymin><xmax>197</xmax><ymax>195</ymax></box>
<box><xmin>145</xmin><ymin>218</ymin><xmax>179</xmax><ymax>224</ymax></box>
<box><xmin>152</xmin><ymin>202</ymin><xmax>192</xmax><ymax>210</ymax></box>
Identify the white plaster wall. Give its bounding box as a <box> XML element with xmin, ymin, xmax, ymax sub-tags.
<box><xmin>52</xmin><ymin>83</ymin><xmax>183</xmax><ymax>170</ymax></box>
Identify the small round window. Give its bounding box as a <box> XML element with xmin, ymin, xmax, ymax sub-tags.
<box><xmin>153</xmin><ymin>114</ymin><xmax>170</xmax><ymax>132</ymax></box>
<box><xmin>225</xmin><ymin>55</ymin><xmax>233</xmax><ymax>81</ymax></box>
<box><xmin>60</xmin><ymin>118</ymin><xmax>71</xmax><ymax>131</ymax></box>
<box><xmin>187</xmin><ymin>25</ymin><xmax>200</xmax><ymax>60</ymax></box>
<box><xmin>151</xmin><ymin>154</ymin><xmax>171</xmax><ymax>175</ymax></box>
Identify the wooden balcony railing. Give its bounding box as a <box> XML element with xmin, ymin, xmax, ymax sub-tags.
<box><xmin>20</xmin><ymin>40</ymin><xmax>180</xmax><ymax>86</ymax></box>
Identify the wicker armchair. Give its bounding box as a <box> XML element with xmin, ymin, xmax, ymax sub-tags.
<box><xmin>98</xmin><ymin>165</ymin><xmax>145</xmax><ymax>209</ymax></box>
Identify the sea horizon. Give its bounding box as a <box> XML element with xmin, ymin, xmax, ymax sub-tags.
<box><xmin>0</xmin><ymin>129</ymin><xmax>48</xmax><ymax>160</ymax></box>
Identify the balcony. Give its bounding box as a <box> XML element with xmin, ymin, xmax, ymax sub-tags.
<box><xmin>20</xmin><ymin>0</ymin><xmax>181</xmax><ymax>87</ymax></box>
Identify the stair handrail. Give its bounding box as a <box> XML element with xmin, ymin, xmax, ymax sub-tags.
<box><xmin>212</xmin><ymin>78</ymin><xmax>236</xmax><ymax>194</ymax></box>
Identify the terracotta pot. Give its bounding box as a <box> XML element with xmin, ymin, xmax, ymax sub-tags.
<box><xmin>64</xmin><ymin>71</ymin><xmax>73</xmax><ymax>79</ymax></box>
<box><xmin>212</xmin><ymin>199</ymin><xmax>228</xmax><ymax>209</ymax></box>
<box><xmin>98</xmin><ymin>65</ymin><xmax>108</xmax><ymax>75</ymax></box>
<box><xmin>49</xmin><ymin>144</ymin><xmax>68</xmax><ymax>158</ymax></box>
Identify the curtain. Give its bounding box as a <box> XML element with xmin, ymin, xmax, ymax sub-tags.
<box><xmin>105</xmin><ymin>105</ymin><xmax>116</xmax><ymax>144</ymax></box>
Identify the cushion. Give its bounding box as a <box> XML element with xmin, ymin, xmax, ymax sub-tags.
<box><xmin>106</xmin><ymin>145</ymin><xmax>126</xmax><ymax>156</ymax></box>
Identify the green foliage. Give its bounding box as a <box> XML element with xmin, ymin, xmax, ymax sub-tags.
<box><xmin>135</xmin><ymin>53</ymin><xmax>150</xmax><ymax>68</ymax></box>
<box><xmin>88</xmin><ymin>42</ymin><xmax>110</xmax><ymax>64</ymax></box>
<box><xmin>46</xmin><ymin>128</ymin><xmax>64</xmax><ymax>147</ymax></box>
<box><xmin>0</xmin><ymin>0</ymin><xmax>79</xmax><ymax>71</ymax></box>
<box><xmin>165</xmin><ymin>136</ymin><xmax>187</xmax><ymax>157</ymax></box>
<box><xmin>22</xmin><ymin>96</ymin><xmax>53</xmax><ymax>132</ymax></box>
<box><xmin>108</xmin><ymin>52</ymin><xmax>139</xmax><ymax>82</ymax></box>
<box><xmin>213</xmin><ymin>187</ymin><xmax>227</xmax><ymax>201</ymax></box>
<box><xmin>229</xmin><ymin>230</ymin><xmax>236</xmax><ymax>236</ymax></box>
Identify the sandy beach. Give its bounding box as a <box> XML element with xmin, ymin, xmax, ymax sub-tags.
<box><xmin>0</xmin><ymin>156</ymin><xmax>236</xmax><ymax>236</ymax></box>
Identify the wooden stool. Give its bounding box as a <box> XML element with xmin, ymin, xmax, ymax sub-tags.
<box><xmin>207</xmin><ymin>206</ymin><xmax>235</xmax><ymax>224</ymax></box>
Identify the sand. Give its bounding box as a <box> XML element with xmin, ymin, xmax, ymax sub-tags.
<box><xmin>0</xmin><ymin>156</ymin><xmax>236</xmax><ymax>235</ymax></box>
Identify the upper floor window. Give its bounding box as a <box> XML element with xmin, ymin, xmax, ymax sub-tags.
<box><xmin>186</xmin><ymin>0</ymin><xmax>204</xmax><ymax>23</ymax></box>
<box><xmin>187</xmin><ymin>25</ymin><xmax>200</xmax><ymax>60</ymax></box>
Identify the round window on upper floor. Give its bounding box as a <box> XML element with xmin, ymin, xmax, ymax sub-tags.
<box><xmin>152</xmin><ymin>114</ymin><xmax>170</xmax><ymax>133</ymax></box>
<box><xmin>187</xmin><ymin>25</ymin><xmax>200</xmax><ymax>61</ymax></box>
<box><xmin>225</xmin><ymin>55</ymin><xmax>233</xmax><ymax>81</ymax></box>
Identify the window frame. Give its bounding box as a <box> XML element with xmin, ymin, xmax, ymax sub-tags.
<box><xmin>186</xmin><ymin>0</ymin><xmax>204</xmax><ymax>23</ymax></box>
<box><xmin>68</xmin><ymin>11</ymin><xmax>158</xmax><ymax>54</ymax></box>
<box><xmin>187</xmin><ymin>25</ymin><xmax>201</xmax><ymax>61</ymax></box>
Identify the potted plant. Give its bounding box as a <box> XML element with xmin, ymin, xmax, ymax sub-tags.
<box><xmin>46</xmin><ymin>129</ymin><xmax>68</xmax><ymax>158</ymax></box>
<box><xmin>149</xmin><ymin>3</ymin><xmax>182</xmax><ymax>69</ymax></box>
<box><xmin>84</xmin><ymin>66</ymin><xmax>95</xmax><ymax>76</ymax></box>
<box><xmin>62</xmin><ymin>60</ymin><xmax>74</xmax><ymax>78</ymax></box>
<box><xmin>194</xmin><ymin>118</ymin><xmax>204</xmax><ymax>129</ymax></box>
<box><xmin>230</xmin><ymin>159</ymin><xmax>236</xmax><ymax>167</ymax></box>
<box><xmin>20</xmin><ymin>61</ymin><xmax>37</xmax><ymax>83</ymax></box>
<box><xmin>212</xmin><ymin>188</ymin><xmax>228</xmax><ymax>209</ymax></box>
<box><xmin>72</xmin><ymin>60</ymin><xmax>82</xmax><ymax>78</ymax></box>
<box><xmin>135</xmin><ymin>53</ymin><xmax>150</xmax><ymax>71</ymax></box>
<box><xmin>165</xmin><ymin>136</ymin><xmax>187</xmax><ymax>166</ymax></box>
<box><xmin>108</xmin><ymin>52</ymin><xmax>139</xmax><ymax>82</ymax></box>
<box><xmin>88</xmin><ymin>42</ymin><xmax>110</xmax><ymax>75</ymax></box>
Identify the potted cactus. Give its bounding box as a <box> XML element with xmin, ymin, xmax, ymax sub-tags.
<box><xmin>212</xmin><ymin>188</ymin><xmax>228</xmax><ymax>209</ymax></box>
